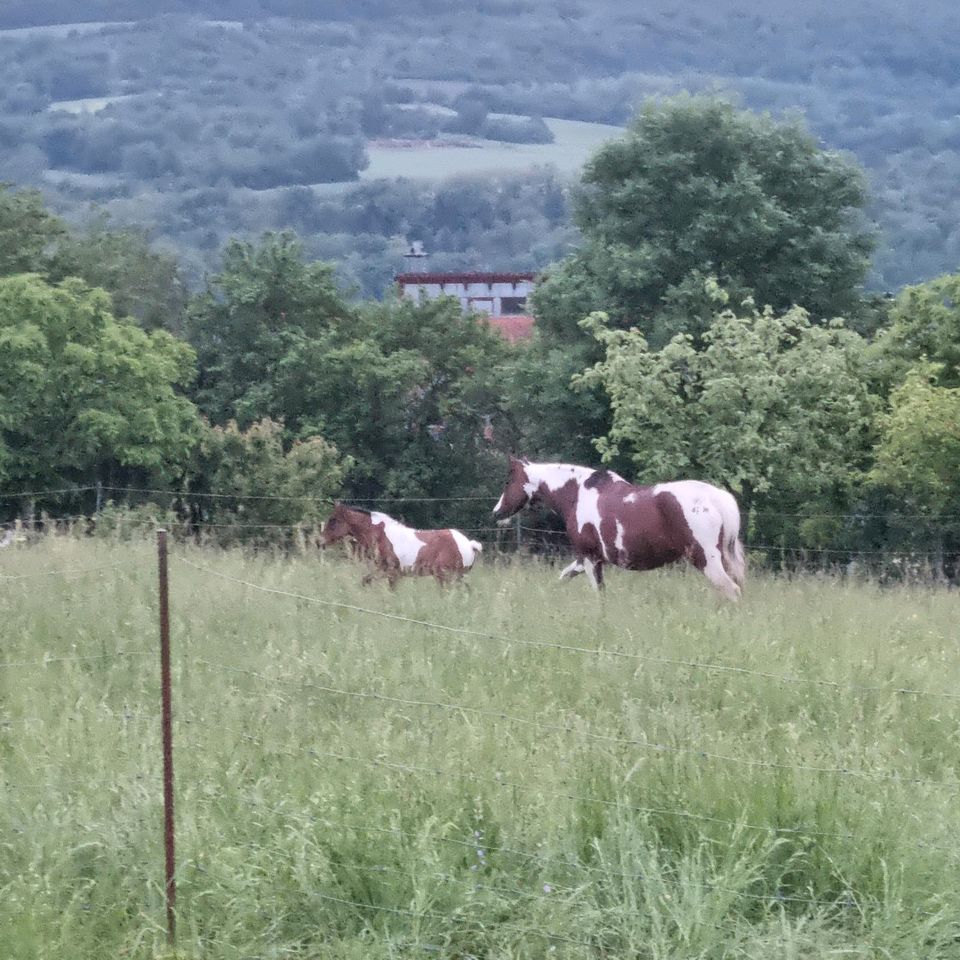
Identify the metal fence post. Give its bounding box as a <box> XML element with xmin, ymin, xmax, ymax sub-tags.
<box><xmin>157</xmin><ymin>529</ymin><xmax>177</xmax><ymax>946</ymax></box>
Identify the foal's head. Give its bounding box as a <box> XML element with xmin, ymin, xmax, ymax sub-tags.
<box><xmin>492</xmin><ymin>456</ymin><xmax>534</xmax><ymax>519</ymax></box>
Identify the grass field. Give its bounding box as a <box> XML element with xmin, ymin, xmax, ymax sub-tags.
<box><xmin>361</xmin><ymin>118</ymin><xmax>625</xmax><ymax>181</ymax></box>
<box><xmin>3</xmin><ymin>536</ymin><xmax>960</xmax><ymax>958</ymax></box>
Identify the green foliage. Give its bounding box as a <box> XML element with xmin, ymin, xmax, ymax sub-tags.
<box><xmin>521</xmin><ymin>98</ymin><xmax>877</xmax><ymax>482</ymax></box>
<box><xmin>500</xmin><ymin>337</ymin><xmax>610</xmax><ymax>465</ymax></box>
<box><xmin>186</xmin><ymin>233</ymin><xmax>510</xmax><ymax>524</ymax></box>
<box><xmin>576</xmin><ymin>285</ymin><xmax>877</xmax><ymax>518</ymax></box>
<box><xmin>0</xmin><ymin>183</ymin><xmax>66</xmax><ymax>276</ymax></box>
<box><xmin>186</xmin><ymin>232</ymin><xmax>353</xmax><ymax>427</ymax></box>
<box><xmin>2</xmin><ymin>3</ymin><xmax>960</xmax><ymax>294</ymax></box>
<box><xmin>869</xmin><ymin>364</ymin><xmax>960</xmax><ymax>515</ymax></box>
<box><xmin>186</xmin><ymin>417</ymin><xmax>350</xmax><ymax>537</ymax></box>
<box><xmin>871</xmin><ymin>272</ymin><xmax>960</xmax><ymax>389</ymax></box>
<box><xmin>0</xmin><ymin>273</ymin><xmax>200</xmax><ymax>492</ymax></box>
<box><xmin>46</xmin><ymin>214</ymin><xmax>188</xmax><ymax>333</ymax></box>
<box><xmin>280</xmin><ymin>295</ymin><xmax>511</xmax><ymax>523</ymax></box>
<box><xmin>570</xmin><ymin>95</ymin><xmax>874</xmax><ymax>347</ymax></box>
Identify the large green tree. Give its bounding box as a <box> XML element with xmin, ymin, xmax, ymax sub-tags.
<box><xmin>519</xmin><ymin>96</ymin><xmax>876</xmax><ymax>465</ymax></box>
<box><xmin>47</xmin><ymin>215</ymin><xmax>189</xmax><ymax>334</ymax></box>
<box><xmin>0</xmin><ymin>183</ymin><xmax>66</xmax><ymax>277</ymax></box>
<box><xmin>0</xmin><ymin>274</ymin><xmax>199</xmax><ymax>499</ymax></box>
<box><xmin>184</xmin><ymin>417</ymin><xmax>350</xmax><ymax>542</ymax></box>
<box><xmin>186</xmin><ymin>233</ymin><xmax>511</xmax><ymax>524</ymax></box>
<box><xmin>869</xmin><ymin>365</ymin><xmax>960</xmax><ymax>516</ymax></box>
<box><xmin>870</xmin><ymin>272</ymin><xmax>960</xmax><ymax>390</ymax></box>
<box><xmin>539</xmin><ymin>97</ymin><xmax>875</xmax><ymax>350</ymax></box>
<box><xmin>575</xmin><ymin>282</ymin><xmax>877</xmax><ymax>545</ymax></box>
<box><xmin>278</xmin><ymin>295</ymin><xmax>511</xmax><ymax>525</ymax></box>
<box><xmin>185</xmin><ymin>232</ymin><xmax>354</xmax><ymax>428</ymax></box>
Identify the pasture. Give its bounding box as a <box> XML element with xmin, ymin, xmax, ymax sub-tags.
<box><xmin>361</xmin><ymin>118</ymin><xmax>625</xmax><ymax>181</ymax></box>
<box><xmin>3</xmin><ymin>535</ymin><xmax>960</xmax><ymax>958</ymax></box>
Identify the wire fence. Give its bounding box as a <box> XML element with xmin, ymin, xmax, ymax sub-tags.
<box><xmin>3</xmin><ymin>514</ymin><xmax>960</xmax><ymax>946</ymax></box>
<box><xmin>5</xmin><ymin>483</ymin><xmax>960</xmax><ymax>583</ymax></box>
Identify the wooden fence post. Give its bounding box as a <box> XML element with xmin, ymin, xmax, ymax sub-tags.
<box><xmin>157</xmin><ymin>529</ymin><xmax>177</xmax><ymax>946</ymax></box>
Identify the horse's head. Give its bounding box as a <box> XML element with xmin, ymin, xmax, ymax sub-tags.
<box><xmin>492</xmin><ymin>456</ymin><xmax>534</xmax><ymax>519</ymax></box>
<box><xmin>320</xmin><ymin>503</ymin><xmax>356</xmax><ymax>547</ymax></box>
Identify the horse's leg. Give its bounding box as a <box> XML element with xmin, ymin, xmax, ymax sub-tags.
<box><xmin>702</xmin><ymin>551</ymin><xmax>741</xmax><ymax>601</ymax></box>
<box><xmin>582</xmin><ymin>558</ymin><xmax>604</xmax><ymax>592</ymax></box>
<box><xmin>559</xmin><ymin>559</ymin><xmax>585</xmax><ymax>581</ymax></box>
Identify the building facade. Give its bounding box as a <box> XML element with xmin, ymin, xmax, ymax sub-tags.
<box><xmin>395</xmin><ymin>271</ymin><xmax>536</xmax><ymax>343</ymax></box>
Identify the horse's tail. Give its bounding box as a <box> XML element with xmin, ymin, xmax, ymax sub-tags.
<box><xmin>717</xmin><ymin>490</ymin><xmax>746</xmax><ymax>588</ymax></box>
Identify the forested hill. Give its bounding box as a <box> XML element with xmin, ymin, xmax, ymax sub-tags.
<box><xmin>1</xmin><ymin>0</ymin><xmax>958</xmax><ymax>294</ymax></box>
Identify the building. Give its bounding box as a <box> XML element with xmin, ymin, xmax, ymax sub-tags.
<box><xmin>394</xmin><ymin>270</ymin><xmax>537</xmax><ymax>343</ymax></box>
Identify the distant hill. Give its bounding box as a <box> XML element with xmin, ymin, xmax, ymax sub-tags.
<box><xmin>1</xmin><ymin>0</ymin><xmax>958</xmax><ymax>294</ymax></box>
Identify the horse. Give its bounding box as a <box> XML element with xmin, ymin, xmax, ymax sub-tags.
<box><xmin>492</xmin><ymin>457</ymin><xmax>745</xmax><ymax>600</ymax></box>
<box><xmin>321</xmin><ymin>502</ymin><xmax>483</xmax><ymax>587</ymax></box>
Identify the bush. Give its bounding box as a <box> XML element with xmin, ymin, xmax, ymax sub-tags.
<box><xmin>480</xmin><ymin>114</ymin><xmax>553</xmax><ymax>144</ymax></box>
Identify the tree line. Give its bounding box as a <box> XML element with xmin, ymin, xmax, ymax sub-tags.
<box><xmin>2</xmin><ymin>97</ymin><xmax>959</xmax><ymax>575</ymax></box>
<box><xmin>1</xmin><ymin>2</ymin><xmax>960</xmax><ymax>296</ymax></box>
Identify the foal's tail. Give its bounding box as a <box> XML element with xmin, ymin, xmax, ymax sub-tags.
<box><xmin>717</xmin><ymin>490</ymin><xmax>747</xmax><ymax>588</ymax></box>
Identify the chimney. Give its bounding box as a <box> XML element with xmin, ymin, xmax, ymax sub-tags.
<box><xmin>403</xmin><ymin>240</ymin><xmax>428</xmax><ymax>274</ymax></box>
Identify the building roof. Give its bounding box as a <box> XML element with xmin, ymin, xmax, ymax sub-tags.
<box><xmin>486</xmin><ymin>314</ymin><xmax>535</xmax><ymax>343</ymax></box>
<box><xmin>396</xmin><ymin>271</ymin><xmax>537</xmax><ymax>285</ymax></box>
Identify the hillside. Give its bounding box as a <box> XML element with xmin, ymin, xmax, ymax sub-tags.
<box><xmin>0</xmin><ymin>0</ymin><xmax>958</xmax><ymax>293</ymax></box>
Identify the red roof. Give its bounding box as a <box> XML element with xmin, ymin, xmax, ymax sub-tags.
<box><xmin>396</xmin><ymin>271</ymin><xmax>536</xmax><ymax>285</ymax></box>
<box><xmin>486</xmin><ymin>314</ymin><xmax>535</xmax><ymax>343</ymax></box>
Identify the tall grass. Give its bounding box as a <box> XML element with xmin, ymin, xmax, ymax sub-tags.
<box><xmin>2</xmin><ymin>535</ymin><xmax>959</xmax><ymax>958</ymax></box>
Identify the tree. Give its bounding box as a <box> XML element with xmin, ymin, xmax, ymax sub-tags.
<box><xmin>185</xmin><ymin>232</ymin><xmax>353</xmax><ymax>427</ymax></box>
<box><xmin>185</xmin><ymin>417</ymin><xmax>350</xmax><ymax>542</ymax></box>
<box><xmin>47</xmin><ymin>214</ymin><xmax>189</xmax><ymax>333</ymax></box>
<box><xmin>0</xmin><ymin>183</ymin><xmax>66</xmax><ymax>277</ymax></box>
<box><xmin>277</xmin><ymin>295</ymin><xmax>512</xmax><ymax>525</ymax></box>
<box><xmin>541</xmin><ymin>95</ymin><xmax>875</xmax><ymax>350</ymax></box>
<box><xmin>869</xmin><ymin>365</ymin><xmax>960</xmax><ymax>516</ymax></box>
<box><xmin>575</xmin><ymin>281</ymin><xmax>877</xmax><ymax>543</ymax></box>
<box><xmin>514</xmin><ymin>95</ymin><xmax>877</xmax><ymax>471</ymax></box>
<box><xmin>0</xmin><ymin>274</ymin><xmax>200</xmax><ymax>499</ymax></box>
<box><xmin>870</xmin><ymin>272</ymin><xmax>960</xmax><ymax>390</ymax></box>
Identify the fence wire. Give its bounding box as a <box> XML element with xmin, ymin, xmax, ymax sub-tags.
<box><xmin>179</xmin><ymin>556</ymin><xmax>960</xmax><ymax>703</ymax></box>
<box><xmin>193</xmin><ymin>658</ymin><xmax>960</xmax><ymax>790</ymax></box>
<box><xmin>4</xmin><ymin>535</ymin><xmax>957</xmax><ymax>941</ymax></box>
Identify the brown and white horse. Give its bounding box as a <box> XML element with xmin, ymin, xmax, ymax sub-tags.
<box><xmin>321</xmin><ymin>503</ymin><xmax>483</xmax><ymax>586</ymax></box>
<box><xmin>492</xmin><ymin>458</ymin><xmax>745</xmax><ymax>600</ymax></box>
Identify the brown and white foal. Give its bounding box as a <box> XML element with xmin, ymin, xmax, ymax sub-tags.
<box><xmin>321</xmin><ymin>503</ymin><xmax>482</xmax><ymax>586</ymax></box>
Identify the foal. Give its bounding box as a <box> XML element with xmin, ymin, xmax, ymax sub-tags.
<box><xmin>321</xmin><ymin>503</ymin><xmax>482</xmax><ymax>586</ymax></box>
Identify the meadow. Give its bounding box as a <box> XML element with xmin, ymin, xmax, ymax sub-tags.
<box><xmin>361</xmin><ymin>118</ymin><xmax>625</xmax><ymax>182</ymax></box>
<box><xmin>2</xmin><ymin>535</ymin><xmax>960</xmax><ymax>958</ymax></box>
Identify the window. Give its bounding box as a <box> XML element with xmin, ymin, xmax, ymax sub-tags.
<box><xmin>500</xmin><ymin>296</ymin><xmax>528</xmax><ymax>315</ymax></box>
<box><xmin>468</xmin><ymin>298</ymin><xmax>495</xmax><ymax>314</ymax></box>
